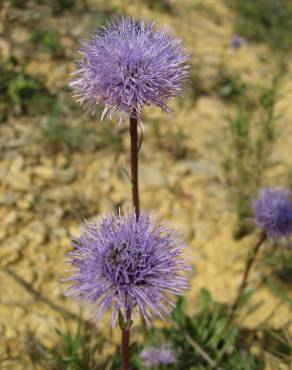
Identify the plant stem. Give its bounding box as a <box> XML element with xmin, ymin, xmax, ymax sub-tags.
<box><xmin>120</xmin><ymin>116</ymin><xmax>140</xmax><ymax>370</ymax></box>
<box><xmin>226</xmin><ymin>232</ymin><xmax>266</xmax><ymax>329</ymax></box>
<box><xmin>121</xmin><ymin>326</ymin><xmax>130</xmax><ymax>370</ymax></box>
<box><xmin>129</xmin><ymin>116</ymin><xmax>140</xmax><ymax>219</ymax></box>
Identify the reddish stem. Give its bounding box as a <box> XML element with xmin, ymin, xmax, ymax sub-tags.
<box><xmin>129</xmin><ymin>116</ymin><xmax>140</xmax><ymax>219</ymax></box>
<box><xmin>121</xmin><ymin>327</ymin><xmax>130</xmax><ymax>370</ymax></box>
<box><xmin>226</xmin><ymin>232</ymin><xmax>266</xmax><ymax>329</ymax></box>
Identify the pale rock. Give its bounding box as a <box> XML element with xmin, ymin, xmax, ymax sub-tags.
<box><xmin>56</xmin><ymin>153</ymin><xmax>69</xmax><ymax>168</ymax></box>
<box><xmin>13</xmin><ymin>307</ymin><xmax>26</xmax><ymax>320</ymax></box>
<box><xmin>5</xmin><ymin>326</ymin><xmax>18</xmax><ymax>339</ymax></box>
<box><xmin>11</xmin><ymin>27</ymin><xmax>30</xmax><ymax>44</ymax></box>
<box><xmin>44</xmin><ymin>187</ymin><xmax>75</xmax><ymax>202</ymax></box>
<box><xmin>110</xmin><ymin>189</ymin><xmax>126</xmax><ymax>205</ymax></box>
<box><xmin>18</xmin><ymin>263</ymin><xmax>35</xmax><ymax>284</ymax></box>
<box><xmin>45</xmin><ymin>208</ymin><xmax>65</xmax><ymax>228</ymax></box>
<box><xmin>0</xmin><ymin>38</ymin><xmax>10</xmax><ymax>60</ymax></box>
<box><xmin>33</xmin><ymin>166</ymin><xmax>55</xmax><ymax>181</ymax></box>
<box><xmin>17</xmin><ymin>194</ymin><xmax>34</xmax><ymax>210</ymax></box>
<box><xmin>5</xmin><ymin>172</ymin><xmax>31</xmax><ymax>191</ymax></box>
<box><xmin>3</xmin><ymin>210</ymin><xmax>19</xmax><ymax>227</ymax></box>
<box><xmin>166</xmin><ymin>173</ymin><xmax>178</xmax><ymax>188</ymax></box>
<box><xmin>0</xmin><ymin>228</ymin><xmax>7</xmax><ymax>241</ymax></box>
<box><xmin>51</xmin><ymin>285</ymin><xmax>63</xmax><ymax>299</ymax></box>
<box><xmin>140</xmin><ymin>164</ymin><xmax>166</xmax><ymax>187</ymax></box>
<box><xmin>59</xmin><ymin>236</ymin><xmax>70</xmax><ymax>249</ymax></box>
<box><xmin>10</xmin><ymin>156</ymin><xmax>24</xmax><ymax>172</ymax></box>
<box><xmin>25</xmin><ymin>221</ymin><xmax>47</xmax><ymax>247</ymax></box>
<box><xmin>55</xmin><ymin>166</ymin><xmax>76</xmax><ymax>184</ymax></box>
<box><xmin>0</xmin><ymin>192</ymin><xmax>15</xmax><ymax>206</ymax></box>
<box><xmin>2</xmin><ymin>235</ymin><xmax>27</xmax><ymax>258</ymax></box>
<box><xmin>51</xmin><ymin>227</ymin><xmax>67</xmax><ymax>239</ymax></box>
<box><xmin>39</xmin><ymin>253</ymin><xmax>49</xmax><ymax>262</ymax></box>
<box><xmin>174</xmin><ymin>159</ymin><xmax>221</xmax><ymax>179</ymax></box>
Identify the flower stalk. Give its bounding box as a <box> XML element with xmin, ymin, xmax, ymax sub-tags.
<box><xmin>130</xmin><ymin>116</ymin><xmax>140</xmax><ymax>219</ymax></box>
<box><xmin>227</xmin><ymin>232</ymin><xmax>266</xmax><ymax>329</ymax></box>
<box><xmin>122</xmin><ymin>326</ymin><xmax>130</xmax><ymax>370</ymax></box>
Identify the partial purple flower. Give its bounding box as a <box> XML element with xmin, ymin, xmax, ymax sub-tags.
<box><xmin>64</xmin><ymin>211</ymin><xmax>190</xmax><ymax>327</ymax></box>
<box><xmin>230</xmin><ymin>35</ymin><xmax>244</xmax><ymax>50</ymax></box>
<box><xmin>251</xmin><ymin>187</ymin><xmax>292</xmax><ymax>239</ymax></box>
<box><xmin>70</xmin><ymin>17</ymin><xmax>189</xmax><ymax>124</ymax></box>
<box><xmin>140</xmin><ymin>345</ymin><xmax>176</xmax><ymax>368</ymax></box>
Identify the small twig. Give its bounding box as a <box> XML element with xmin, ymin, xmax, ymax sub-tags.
<box><xmin>1</xmin><ymin>267</ymin><xmax>94</xmax><ymax>329</ymax></box>
<box><xmin>226</xmin><ymin>232</ymin><xmax>266</xmax><ymax>329</ymax></box>
<box><xmin>184</xmin><ymin>332</ymin><xmax>223</xmax><ymax>370</ymax></box>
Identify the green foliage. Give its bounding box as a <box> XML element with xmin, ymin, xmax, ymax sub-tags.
<box><xmin>42</xmin><ymin>117</ymin><xmax>89</xmax><ymax>151</ymax></box>
<box><xmin>31</xmin><ymin>29</ymin><xmax>63</xmax><ymax>57</ymax></box>
<box><xmin>35</xmin><ymin>291</ymin><xmax>292</xmax><ymax>370</ymax></box>
<box><xmin>133</xmin><ymin>291</ymin><xmax>260</xmax><ymax>370</ymax></box>
<box><xmin>223</xmin><ymin>73</ymin><xmax>282</xmax><ymax>238</ymax></box>
<box><xmin>98</xmin><ymin>122</ymin><xmax>124</xmax><ymax>152</ymax></box>
<box><xmin>262</xmin><ymin>329</ymin><xmax>292</xmax><ymax>365</ymax></box>
<box><xmin>215</xmin><ymin>70</ymin><xmax>247</xmax><ymax>103</ymax></box>
<box><xmin>146</xmin><ymin>0</ymin><xmax>173</xmax><ymax>13</ymax></box>
<box><xmin>172</xmin><ymin>127</ymin><xmax>187</xmax><ymax>159</ymax></box>
<box><xmin>42</xmin><ymin>116</ymin><xmax>123</xmax><ymax>153</ymax></box>
<box><xmin>5</xmin><ymin>0</ymin><xmax>87</xmax><ymax>14</ymax></box>
<box><xmin>0</xmin><ymin>57</ymin><xmax>56</xmax><ymax>120</ymax></box>
<box><xmin>50</xmin><ymin>0</ymin><xmax>75</xmax><ymax>15</ymax></box>
<box><xmin>48</xmin><ymin>320</ymin><xmax>101</xmax><ymax>370</ymax></box>
<box><xmin>230</xmin><ymin>0</ymin><xmax>292</xmax><ymax>52</ymax></box>
<box><xmin>264</xmin><ymin>249</ymin><xmax>292</xmax><ymax>285</ymax></box>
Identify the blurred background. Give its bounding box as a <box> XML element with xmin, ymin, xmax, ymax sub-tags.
<box><xmin>0</xmin><ymin>0</ymin><xmax>292</xmax><ymax>369</ymax></box>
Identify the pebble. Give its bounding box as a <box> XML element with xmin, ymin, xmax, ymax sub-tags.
<box><xmin>55</xmin><ymin>166</ymin><xmax>76</xmax><ymax>184</ymax></box>
<box><xmin>0</xmin><ymin>192</ymin><xmax>16</xmax><ymax>206</ymax></box>
<box><xmin>5</xmin><ymin>172</ymin><xmax>31</xmax><ymax>191</ymax></box>
<box><xmin>33</xmin><ymin>166</ymin><xmax>55</xmax><ymax>181</ymax></box>
<box><xmin>17</xmin><ymin>194</ymin><xmax>34</xmax><ymax>210</ymax></box>
<box><xmin>5</xmin><ymin>326</ymin><xmax>18</xmax><ymax>339</ymax></box>
<box><xmin>3</xmin><ymin>210</ymin><xmax>19</xmax><ymax>227</ymax></box>
<box><xmin>55</xmin><ymin>153</ymin><xmax>69</xmax><ymax>168</ymax></box>
<box><xmin>140</xmin><ymin>164</ymin><xmax>166</xmax><ymax>187</ymax></box>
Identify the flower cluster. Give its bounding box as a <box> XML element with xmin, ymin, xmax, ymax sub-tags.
<box><xmin>140</xmin><ymin>345</ymin><xmax>176</xmax><ymax>368</ymax></box>
<box><xmin>64</xmin><ymin>211</ymin><xmax>190</xmax><ymax>327</ymax></box>
<box><xmin>251</xmin><ymin>187</ymin><xmax>292</xmax><ymax>239</ymax></box>
<box><xmin>70</xmin><ymin>17</ymin><xmax>189</xmax><ymax>123</ymax></box>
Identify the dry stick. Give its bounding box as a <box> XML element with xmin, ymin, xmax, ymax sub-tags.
<box><xmin>184</xmin><ymin>332</ymin><xmax>223</xmax><ymax>370</ymax></box>
<box><xmin>120</xmin><ymin>116</ymin><xmax>140</xmax><ymax>370</ymax></box>
<box><xmin>1</xmin><ymin>267</ymin><xmax>82</xmax><ymax>323</ymax></box>
<box><xmin>226</xmin><ymin>232</ymin><xmax>266</xmax><ymax>330</ymax></box>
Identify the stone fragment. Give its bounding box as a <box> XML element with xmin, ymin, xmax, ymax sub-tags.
<box><xmin>0</xmin><ymin>192</ymin><xmax>16</xmax><ymax>206</ymax></box>
<box><xmin>55</xmin><ymin>167</ymin><xmax>76</xmax><ymax>184</ymax></box>
<box><xmin>33</xmin><ymin>166</ymin><xmax>55</xmax><ymax>181</ymax></box>
<box><xmin>5</xmin><ymin>172</ymin><xmax>31</xmax><ymax>191</ymax></box>
<box><xmin>140</xmin><ymin>164</ymin><xmax>166</xmax><ymax>187</ymax></box>
<box><xmin>3</xmin><ymin>211</ymin><xmax>19</xmax><ymax>227</ymax></box>
<box><xmin>56</xmin><ymin>153</ymin><xmax>69</xmax><ymax>168</ymax></box>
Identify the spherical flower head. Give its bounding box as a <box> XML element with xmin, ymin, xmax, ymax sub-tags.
<box><xmin>251</xmin><ymin>187</ymin><xmax>292</xmax><ymax>239</ymax></box>
<box><xmin>140</xmin><ymin>345</ymin><xmax>176</xmax><ymax>368</ymax></box>
<box><xmin>70</xmin><ymin>17</ymin><xmax>190</xmax><ymax>124</ymax></box>
<box><xmin>64</xmin><ymin>211</ymin><xmax>190</xmax><ymax>327</ymax></box>
<box><xmin>230</xmin><ymin>35</ymin><xmax>244</xmax><ymax>49</ymax></box>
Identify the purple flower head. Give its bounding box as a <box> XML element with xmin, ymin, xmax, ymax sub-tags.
<box><xmin>230</xmin><ymin>35</ymin><xmax>244</xmax><ymax>50</ymax></box>
<box><xmin>140</xmin><ymin>345</ymin><xmax>176</xmax><ymax>368</ymax></box>
<box><xmin>70</xmin><ymin>17</ymin><xmax>190</xmax><ymax>124</ymax></box>
<box><xmin>64</xmin><ymin>211</ymin><xmax>190</xmax><ymax>327</ymax></box>
<box><xmin>251</xmin><ymin>187</ymin><xmax>292</xmax><ymax>239</ymax></box>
